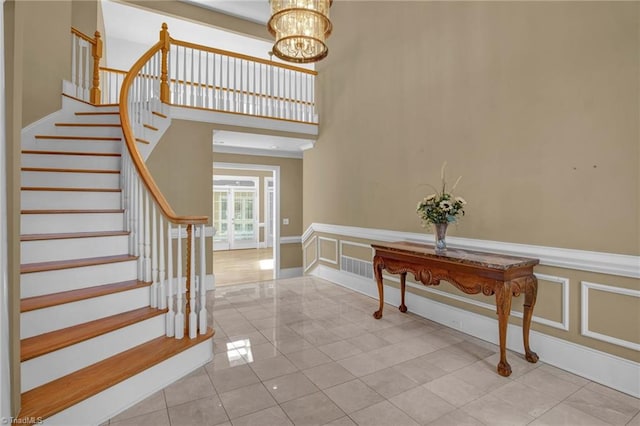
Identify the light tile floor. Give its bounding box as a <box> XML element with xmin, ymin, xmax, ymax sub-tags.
<box><xmin>107</xmin><ymin>277</ymin><xmax>640</xmax><ymax>426</ymax></box>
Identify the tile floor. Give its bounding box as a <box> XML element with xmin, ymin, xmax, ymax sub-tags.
<box><xmin>106</xmin><ymin>277</ymin><xmax>640</xmax><ymax>426</ymax></box>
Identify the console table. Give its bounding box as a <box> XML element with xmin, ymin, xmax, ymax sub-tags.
<box><xmin>372</xmin><ymin>241</ymin><xmax>540</xmax><ymax>377</ymax></box>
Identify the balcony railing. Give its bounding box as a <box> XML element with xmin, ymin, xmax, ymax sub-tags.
<box><xmin>70</xmin><ymin>24</ymin><xmax>318</xmax><ymax>124</ymax></box>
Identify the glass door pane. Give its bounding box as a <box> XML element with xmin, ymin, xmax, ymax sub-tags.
<box><xmin>213</xmin><ymin>189</ymin><xmax>230</xmax><ymax>250</ymax></box>
<box><xmin>231</xmin><ymin>189</ymin><xmax>256</xmax><ymax>248</ymax></box>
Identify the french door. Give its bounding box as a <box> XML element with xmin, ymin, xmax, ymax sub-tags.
<box><xmin>213</xmin><ymin>177</ymin><xmax>258</xmax><ymax>250</ymax></box>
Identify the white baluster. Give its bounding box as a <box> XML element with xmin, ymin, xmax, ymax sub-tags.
<box><xmin>166</xmin><ymin>222</ymin><xmax>174</xmax><ymax>337</ymax></box>
<box><xmin>198</xmin><ymin>224</ymin><xmax>207</xmax><ymax>334</ymax></box>
<box><xmin>189</xmin><ymin>225</ymin><xmax>197</xmax><ymax>339</ymax></box>
<box><xmin>150</xmin><ymin>202</ymin><xmax>158</xmax><ymax>308</ymax></box>
<box><xmin>144</xmin><ymin>189</ymin><xmax>152</xmax><ymax>283</ymax></box>
<box><xmin>205</xmin><ymin>51</ymin><xmax>210</xmax><ymax>108</ymax></box>
<box><xmin>175</xmin><ymin>224</ymin><xmax>184</xmax><ymax>339</ymax></box>
<box><xmin>137</xmin><ymin>181</ymin><xmax>144</xmax><ymax>281</ymax></box>
<box><xmin>131</xmin><ymin>170</ymin><xmax>139</xmax><ymax>260</ymax></box>
<box><xmin>158</xmin><ymin>215</ymin><xmax>166</xmax><ymax>310</ymax></box>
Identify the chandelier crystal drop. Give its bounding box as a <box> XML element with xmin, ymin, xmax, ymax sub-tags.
<box><xmin>268</xmin><ymin>0</ymin><xmax>333</xmax><ymax>63</ymax></box>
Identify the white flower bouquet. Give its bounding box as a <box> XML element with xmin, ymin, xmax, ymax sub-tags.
<box><xmin>416</xmin><ymin>162</ymin><xmax>467</xmax><ymax>227</ymax></box>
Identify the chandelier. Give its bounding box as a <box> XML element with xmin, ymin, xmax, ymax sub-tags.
<box><xmin>267</xmin><ymin>0</ymin><xmax>333</xmax><ymax>63</ymax></box>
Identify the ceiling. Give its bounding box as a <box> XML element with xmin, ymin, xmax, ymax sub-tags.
<box><xmin>180</xmin><ymin>0</ymin><xmax>271</xmax><ymax>25</ymax></box>
<box><xmin>101</xmin><ymin>0</ymin><xmax>314</xmax><ymax>157</ymax></box>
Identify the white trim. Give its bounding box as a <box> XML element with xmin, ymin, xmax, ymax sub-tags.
<box><xmin>581</xmin><ymin>281</ymin><xmax>640</xmax><ymax>351</ymax></box>
<box><xmin>311</xmin><ymin>265</ymin><xmax>640</xmax><ymax>398</ymax></box>
<box><xmin>280</xmin><ymin>236</ymin><xmax>302</xmax><ymax>244</ymax></box>
<box><xmin>303</xmin><ymin>235</ymin><xmax>318</xmax><ymax>273</ymax></box>
<box><xmin>213</xmin><ymin>145</ymin><xmax>303</xmax><ymax>159</ymax></box>
<box><xmin>0</xmin><ymin>0</ymin><xmax>12</xmax><ymax>417</ymax></box>
<box><xmin>383</xmin><ymin>273</ymin><xmax>570</xmax><ymax>331</ymax></box>
<box><xmin>171</xmin><ymin>105</ymin><xmax>318</xmax><ymax>136</ymax></box>
<box><xmin>302</xmin><ymin>223</ymin><xmax>640</xmax><ymax>279</ymax></box>
<box><xmin>213</xmin><ymin>162</ymin><xmax>281</xmax><ymax>278</ymax></box>
<box><xmin>318</xmin><ymin>236</ymin><xmax>338</xmax><ymax>265</ymax></box>
<box><xmin>279</xmin><ymin>267</ymin><xmax>303</xmax><ymax>279</ymax></box>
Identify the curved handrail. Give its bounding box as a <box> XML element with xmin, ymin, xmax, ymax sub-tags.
<box><xmin>119</xmin><ymin>41</ymin><xmax>208</xmax><ymax>225</ymax></box>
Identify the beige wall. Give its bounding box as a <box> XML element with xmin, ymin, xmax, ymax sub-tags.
<box><xmin>303</xmin><ymin>2</ymin><xmax>639</xmax><ymax>364</ymax></box>
<box><xmin>306</xmin><ymin>1</ymin><xmax>639</xmax><ymax>256</ymax></box>
<box><xmin>18</xmin><ymin>1</ymin><xmax>71</xmax><ymax>127</ymax></box>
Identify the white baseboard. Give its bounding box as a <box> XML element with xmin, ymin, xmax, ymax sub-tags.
<box><xmin>310</xmin><ymin>264</ymin><xmax>640</xmax><ymax>398</ymax></box>
<box><xmin>279</xmin><ymin>267</ymin><xmax>303</xmax><ymax>279</ymax></box>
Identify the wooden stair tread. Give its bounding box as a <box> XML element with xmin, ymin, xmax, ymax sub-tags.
<box><xmin>151</xmin><ymin>111</ymin><xmax>167</xmax><ymax>118</ymax></box>
<box><xmin>21</xmin><ymin>167</ymin><xmax>119</xmax><ymax>174</ymax></box>
<box><xmin>75</xmin><ymin>111</ymin><xmax>120</xmax><ymax>116</ymax></box>
<box><xmin>21</xmin><ymin>209</ymin><xmax>124</xmax><ymax>214</ymax></box>
<box><xmin>18</xmin><ymin>329</ymin><xmax>214</xmax><ymax>422</ymax></box>
<box><xmin>34</xmin><ymin>135</ymin><xmax>121</xmax><ymax>141</ymax></box>
<box><xmin>143</xmin><ymin>124</ymin><xmax>158</xmax><ymax>131</ymax></box>
<box><xmin>55</xmin><ymin>123</ymin><xmax>121</xmax><ymax>127</ymax></box>
<box><xmin>21</xmin><ymin>305</ymin><xmax>163</xmax><ymax>360</ymax></box>
<box><xmin>21</xmin><ymin>280</ymin><xmax>149</xmax><ymax>314</ymax></box>
<box><xmin>21</xmin><ymin>230</ymin><xmax>128</xmax><ymax>242</ymax></box>
<box><xmin>135</xmin><ymin>138</ymin><xmax>150</xmax><ymax>144</ymax></box>
<box><xmin>21</xmin><ymin>254</ymin><xmax>136</xmax><ymax>274</ymax></box>
<box><xmin>22</xmin><ymin>150</ymin><xmax>121</xmax><ymax>157</ymax></box>
<box><xmin>21</xmin><ymin>187</ymin><xmax>121</xmax><ymax>192</ymax></box>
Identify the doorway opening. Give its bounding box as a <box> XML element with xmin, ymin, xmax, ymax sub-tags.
<box><xmin>212</xmin><ymin>162</ymin><xmax>280</xmax><ymax>287</ymax></box>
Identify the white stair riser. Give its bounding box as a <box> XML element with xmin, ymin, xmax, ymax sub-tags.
<box><xmin>21</xmin><ymin>235</ymin><xmax>129</xmax><ymax>264</ymax></box>
<box><xmin>22</xmin><ymin>154</ymin><xmax>121</xmax><ymax>170</ymax></box>
<box><xmin>30</xmin><ymin>139</ymin><xmax>122</xmax><ymax>154</ymax></box>
<box><xmin>21</xmin><ymin>212</ymin><xmax>125</xmax><ymax>234</ymax></box>
<box><xmin>53</xmin><ymin>126</ymin><xmax>123</xmax><ymax>138</ymax></box>
<box><xmin>21</xmin><ymin>314</ymin><xmax>165</xmax><ymax>392</ymax></box>
<box><xmin>21</xmin><ymin>190</ymin><xmax>121</xmax><ymax>210</ymax></box>
<box><xmin>43</xmin><ymin>339</ymin><xmax>213</xmax><ymax>426</ymax></box>
<box><xmin>73</xmin><ymin>114</ymin><xmax>121</xmax><ymax>125</ymax></box>
<box><xmin>21</xmin><ymin>260</ymin><xmax>137</xmax><ymax>298</ymax></box>
<box><xmin>21</xmin><ymin>286</ymin><xmax>150</xmax><ymax>338</ymax></box>
<box><xmin>21</xmin><ymin>171</ymin><xmax>120</xmax><ymax>189</ymax></box>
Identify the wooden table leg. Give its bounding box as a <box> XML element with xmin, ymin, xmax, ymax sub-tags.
<box><xmin>523</xmin><ymin>275</ymin><xmax>539</xmax><ymax>363</ymax></box>
<box><xmin>399</xmin><ymin>272</ymin><xmax>408</xmax><ymax>313</ymax></box>
<box><xmin>495</xmin><ymin>282</ymin><xmax>513</xmax><ymax>377</ymax></box>
<box><xmin>373</xmin><ymin>256</ymin><xmax>385</xmax><ymax>319</ymax></box>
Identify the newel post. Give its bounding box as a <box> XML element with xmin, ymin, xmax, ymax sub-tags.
<box><xmin>160</xmin><ymin>23</ymin><xmax>170</xmax><ymax>104</ymax></box>
<box><xmin>90</xmin><ymin>31</ymin><xmax>102</xmax><ymax>104</ymax></box>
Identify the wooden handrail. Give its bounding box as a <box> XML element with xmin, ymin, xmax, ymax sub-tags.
<box><xmin>99</xmin><ymin>67</ymin><xmax>128</xmax><ymax>75</ymax></box>
<box><xmin>119</xmin><ymin>41</ymin><xmax>207</xmax><ymax>225</ymax></box>
<box><xmin>71</xmin><ymin>27</ymin><xmax>96</xmax><ymax>45</ymax></box>
<box><xmin>171</xmin><ymin>38</ymin><xmax>318</xmax><ymax>76</ymax></box>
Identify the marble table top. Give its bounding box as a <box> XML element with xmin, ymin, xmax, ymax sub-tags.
<box><xmin>372</xmin><ymin>241</ymin><xmax>539</xmax><ymax>270</ymax></box>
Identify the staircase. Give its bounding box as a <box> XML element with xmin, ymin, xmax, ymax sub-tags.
<box><xmin>17</xmin><ymin>96</ymin><xmax>213</xmax><ymax>425</ymax></box>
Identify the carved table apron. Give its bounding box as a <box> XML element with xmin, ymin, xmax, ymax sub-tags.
<box><xmin>372</xmin><ymin>241</ymin><xmax>540</xmax><ymax>377</ymax></box>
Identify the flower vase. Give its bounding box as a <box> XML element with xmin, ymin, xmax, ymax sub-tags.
<box><xmin>434</xmin><ymin>222</ymin><xmax>448</xmax><ymax>253</ymax></box>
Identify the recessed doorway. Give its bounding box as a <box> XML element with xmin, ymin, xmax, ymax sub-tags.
<box><xmin>212</xmin><ymin>162</ymin><xmax>280</xmax><ymax>287</ymax></box>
